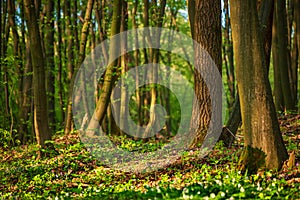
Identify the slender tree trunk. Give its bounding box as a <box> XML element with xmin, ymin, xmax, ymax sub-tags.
<box><xmin>273</xmin><ymin>15</ymin><xmax>284</xmax><ymax>112</ymax></box>
<box><xmin>19</xmin><ymin>40</ymin><xmax>33</xmax><ymax>144</ymax></box>
<box><xmin>65</xmin><ymin>0</ymin><xmax>74</xmax><ymax>81</ymax></box>
<box><xmin>23</xmin><ymin>0</ymin><xmax>51</xmax><ymax>149</ymax></box>
<box><xmin>8</xmin><ymin>0</ymin><xmax>20</xmax><ymax>139</ymax></box>
<box><xmin>294</xmin><ymin>0</ymin><xmax>299</xmax><ymax>109</ymax></box>
<box><xmin>86</xmin><ymin>0</ymin><xmax>121</xmax><ymax>135</ymax></box>
<box><xmin>45</xmin><ymin>0</ymin><xmax>55</xmax><ymax>131</ymax></box>
<box><xmin>64</xmin><ymin>0</ymin><xmax>94</xmax><ymax>134</ymax></box>
<box><xmin>274</xmin><ymin>0</ymin><xmax>295</xmax><ymax>111</ymax></box>
<box><xmin>223</xmin><ymin>0</ymin><xmax>235</xmax><ymax>107</ymax></box>
<box><xmin>230</xmin><ymin>0</ymin><xmax>288</xmax><ymax>172</ymax></box>
<box><xmin>132</xmin><ymin>0</ymin><xmax>142</xmax><ymax>133</ymax></box>
<box><xmin>143</xmin><ymin>0</ymin><xmax>166</xmax><ymax>138</ymax></box>
<box><xmin>56</xmin><ymin>0</ymin><xmax>64</xmax><ymax>123</ymax></box>
<box><xmin>119</xmin><ymin>0</ymin><xmax>128</xmax><ymax>135</ymax></box>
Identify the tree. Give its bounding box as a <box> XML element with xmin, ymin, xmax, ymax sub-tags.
<box><xmin>86</xmin><ymin>0</ymin><xmax>122</xmax><ymax>135</ymax></box>
<box><xmin>220</xmin><ymin>0</ymin><xmax>275</xmax><ymax>147</ymax></box>
<box><xmin>230</xmin><ymin>0</ymin><xmax>288</xmax><ymax>172</ymax></box>
<box><xmin>45</xmin><ymin>0</ymin><xmax>55</xmax><ymax>131</ymax></box>
<box><xmin>64</xmin><ymin>0</ymin><xmax>95</xmax><ymax>135</ymax></box>
<box><xmin>188</xmin><ymin>0</ymin><xmax>222</xmax><ymax>147</ymax></box>
<box><xmin>272</xmin><ymin>0</ymin><xmax>295</xmax><ymax>111</ymax></box>
<box><xmin>23</xmin><ymin>0</ymin><xmax>51</xmax><ymax>149</ymax></box>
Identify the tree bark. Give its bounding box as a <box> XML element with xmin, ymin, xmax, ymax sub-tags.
<box><xmin>189</xmin><ymin>0</ymin><xmax>222</xmax><ymax>147</ymax></box>
<box><xmin>230</xmin><ymin>0</ymin><xmax>288</xmax><ymax>171</ymax></box>
<box><xmin>219</xmin><ymin>0</ymin><xmax>274</xmax><ymax>147</ymax></box>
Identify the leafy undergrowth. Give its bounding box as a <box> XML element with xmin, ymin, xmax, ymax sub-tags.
<box><xmin>1</xmin><ymin>114</ymin><xmax>300</xmax><ymax>199</ymax></box>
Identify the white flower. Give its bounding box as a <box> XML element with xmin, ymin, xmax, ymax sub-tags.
<box><xmin>240</xmin><ymin>187</ymin><xmax>245</xmax><ymax>193</ymax></box>
<box><xmin>215</xmin><ymin>180</ymin><xmax>222</xmax><ymax>186</ymax></box>
<box><xmin>220</xmin><ymin>192</ymin><xmax>225</xmax><ymax>197</ymax></box>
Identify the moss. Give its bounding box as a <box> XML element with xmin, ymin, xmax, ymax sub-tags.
<box><xmin>238</xmin><ymin>146</ymin><xmax>266</xmax><ymax>174</ymax></box>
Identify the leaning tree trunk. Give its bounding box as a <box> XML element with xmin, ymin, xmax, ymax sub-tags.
<box><xmin>86</xmin><ymin>0</ymin><xmax>122</xmax><ymax>135</ymax></box>
<box><xmin>230</xmin><ymin>0</ymin><xmax>288</xmax><ymax>172</ymax></box>
<box><xmin>23</xmin><ymin>0</ymin><xmax>51</xmax><ymax>149</ymax></box>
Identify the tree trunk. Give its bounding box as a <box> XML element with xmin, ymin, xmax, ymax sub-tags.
<box><xmin>189</xmin><ymin>0</ymin><xmax>222</xmax><ymax>147</ymax></box>
<box><xmin>23</xmin><ymin>0</ymin><xmax>51</xmax><ymax>148</ymax></box>
<box><xmin>273</xmin><ymin>0</ymin><xmax>295</xmax><ymax>111</ymax></box>
<box><xmin>64</xmin><ymin>0</ymin><xmax>94</xmax><ymax>134</ymax></box>
<box><xmin>219</xmin><ymin>0</ymin><xmax>274</xmax><ymax>147</ymax></box>
<box><xmin>119</xmin><ymin>0</ymin><xmax>129</xmax><ymax>135</ymax></box>
<box><xmin>56</xmin><ymin>0</ymin><xmax>64</xmax><ymax>124</ymax></box>
<box><xmin>86</xmin><ymin>0</ymin><xmax>121</xmax><ymax>135</ymax></box>
<box><xmin>230</xmin><ymin>0</ymin><xmax>288</xmax><ymax>171</ymax></box>
<box><xmin>45</xmin><ymin>0</ymin><xmax>55</xmax><ymax>131</ymax></box>
<box><xmin>273</xmin><ymin>15</ymin><xmax>284</xmax><ymax>112</ymax></box>
<box><xmin>294</xmin><ymin>0</ymin><xmax>299</xmax><ymax>109</ymax></box>
<box><xmin>143</xmin><ymin>0</ymin><xmax>166</xmax><ymax>138</ymax></box>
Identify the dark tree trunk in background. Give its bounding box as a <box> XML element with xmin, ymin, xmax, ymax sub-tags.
<box><xmin>45</xmin><ymin>0</ymin><xmax>55</xmax><ymax>131</ymax></box>
<box><xmin>273</xmin><ymin>0</ymin><xmax>295</xmax><ymax>111</ymax></box>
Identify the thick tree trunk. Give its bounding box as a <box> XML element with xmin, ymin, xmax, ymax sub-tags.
<box><xmin>230</xmin><ymin>0</ymin><xmax>288</xmax><ymax>171</ymax></box>
<box><xmin>219</xmin><ymin>0</ymin><xmax>274</xmax><ymax>147</ymax></box>
<box><xmin>189</xmin><ymin>0</ymin><xmax>222</xmax><ymax>147</ymax></box>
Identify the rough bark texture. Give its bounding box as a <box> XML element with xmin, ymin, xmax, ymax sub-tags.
<box><xmin>189</xmin><ymin>0</ymin><xmax>222</xmax><ymax>147</ymax></box>
<box><xmin>230</xmin><ymin>0</ymin><xmax>288</xmax><ymax>171</ymax></box>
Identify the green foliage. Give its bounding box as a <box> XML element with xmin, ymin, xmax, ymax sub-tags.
<box><xmin>0</xmin><ymin>128</ymin><xmax>19</xmax><ymax>148</ymax></box>
<box><xmin>1</xmin><ymin>133</ymin><xmax>299</xmax><ymax>199</ymax></box>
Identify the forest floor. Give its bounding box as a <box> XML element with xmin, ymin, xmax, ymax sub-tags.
<box><xmin>1</xmin><ymin>114</ymin><xmax>300</xmax><ymax>199</ymax></box>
